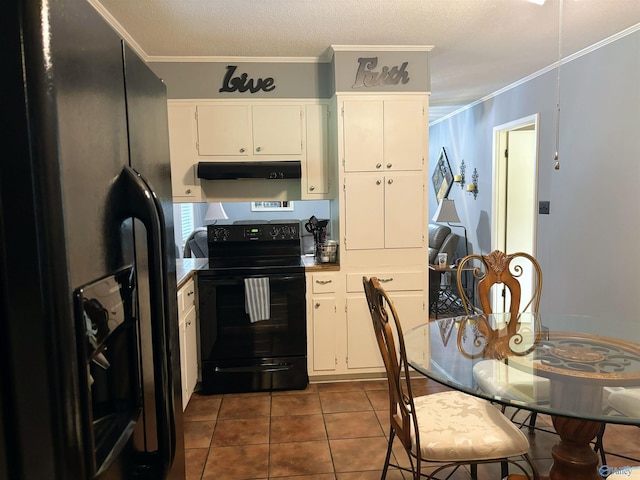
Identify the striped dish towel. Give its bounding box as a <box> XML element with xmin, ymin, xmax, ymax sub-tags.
<box><xmin>244</xmin><ymin>277</ymin><xmax>270</xmax><ymax>323</ymax></box>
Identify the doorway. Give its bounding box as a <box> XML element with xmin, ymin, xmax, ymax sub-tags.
<box><xmin>491</xmin><ymin>114</ymin><xmax>540</xmax><ymax>312</ymax></box>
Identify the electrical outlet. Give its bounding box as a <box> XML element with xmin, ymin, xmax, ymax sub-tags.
<box><xmin>539</xmin><ymin>201</ymin><xmax>550</xmax><ymax>215</ymax></box>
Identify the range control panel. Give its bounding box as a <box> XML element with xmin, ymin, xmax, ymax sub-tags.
<box><xmin>208</xmin><ymin>223</ymin><xmax>300</xmax><ymax>243</ymax></box>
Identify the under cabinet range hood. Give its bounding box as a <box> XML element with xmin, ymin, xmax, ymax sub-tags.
<box><xmin>197</xmin><ymin>161</ymin><xmax>302</xmax><ymax>180</ymax></box>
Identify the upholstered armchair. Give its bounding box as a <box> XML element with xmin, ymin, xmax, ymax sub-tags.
<box><xmin>428</xmin><ymin>223</ymin><xmax>459</xmax><ymax>265</ymax></box>
<box><xmin>428</xmin><ymin>224</ymin><xmax>459</xmax><ymax>316</ymax></box>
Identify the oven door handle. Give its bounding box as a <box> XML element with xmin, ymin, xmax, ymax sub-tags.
<box><xmin>215</xmin><ymin>363</ymin><xmax>294</xmax><ymax>373</ymax></box>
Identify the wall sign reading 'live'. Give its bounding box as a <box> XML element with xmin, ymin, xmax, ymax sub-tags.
<box><xmin>219</xmin><ymin>65</ymin><xmax>276</xmax><ymax>93</ymax></box>
<box><xmin>352</xmin><ymin>57</ymin><xmax>410</xmax><ymax>88</ymax></box>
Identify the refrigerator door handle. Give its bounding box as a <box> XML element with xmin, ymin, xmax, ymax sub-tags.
<box><xmin>110</xmin><ymin>165</ymin><xmax>176</xmax><ymax>476</ymax></box>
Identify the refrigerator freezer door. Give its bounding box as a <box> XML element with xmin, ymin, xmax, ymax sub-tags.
<box><xmin>2</xmin><ymin>0</ymin><xmax>183</xmax><ymax>478</ymax></box>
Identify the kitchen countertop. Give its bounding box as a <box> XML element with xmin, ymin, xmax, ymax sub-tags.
<box><xmin>176</xmin><ymin>258</ymin><xmax>209</xmax><ymax>289</ymax></box>
<box><xmin>302</xmin><ymin>255</ymin><xmax>340</xmax><ymax>272</ymax></box>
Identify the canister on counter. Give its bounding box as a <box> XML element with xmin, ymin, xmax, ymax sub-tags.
<box><xmin>316</xmin><ymin>240</ymin><xmax>338</xmax><ymax>263</ymax></box>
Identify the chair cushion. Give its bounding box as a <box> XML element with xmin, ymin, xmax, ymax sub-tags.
<box><xmin>473</xmin><ymin>359</ymin><xmax>550</xmax><ymax>403</ymax></box>
<box><xmin>411</xmin><ymin>390</ymin><xmax>530</xmax><ymax>461</ymax></box>
<box><xmin>607</xmin><ymin>388</ymin><xmax>640</xmax><ymax>417</ymax></box>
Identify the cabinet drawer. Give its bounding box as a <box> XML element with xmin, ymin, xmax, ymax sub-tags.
<box><xmin>346</xmin><ymin>271</ymin><xmax>423</xmax><ymax>293</ymax></box>
<box><xmin>179</xmin><ymin>278</ymin><xmax>196</xmax><ymax>315</ymax></box>
<box><xmin>311</xmin><ymin>274</ymin><xmax>336</xmax><ymax>294</ymax></box>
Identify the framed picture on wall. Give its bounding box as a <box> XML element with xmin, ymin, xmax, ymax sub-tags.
<box><xmin>432</xmin><ymin>147</ymin><xmax>453</xmax><ymax>204</ymax></box>
<box><xmin>250</xmin><ymin>201</ymin><xmax>295</xmax><ymax>212</ymax></box>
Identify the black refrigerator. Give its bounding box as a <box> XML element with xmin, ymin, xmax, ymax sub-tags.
<box><xmin>2</xmin><ymin>0</ymin><xmax>185</xmax><ymax>479</ymax></box>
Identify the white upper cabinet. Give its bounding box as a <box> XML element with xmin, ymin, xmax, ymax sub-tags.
<box><xmin>168</xmin><ymin>103</ymin><xmax>201</xmax><ymax>201</ymax></box>
<box><xmin>304</xmin><ymin>104</ymin><xmax>330</xmax><ymax>196</ymax></box>
<box><xmin>196</xmin><ymin>105</ymin><xmax>250</xmax><ymax>156</ymax></box>
<box><xmin>196</xmin><ymin>104</ymin><xmax>303</xmax><ymax>157</ymax></box>
<box><xmin>344</xmin><ymin>172</ymin><xmax>423</xmax><ymax>250</ymax></box>
<box><xmin>251</xmin><ymin>105</ymin><xmax>303</xmax><ymax>155</ymax></box>
<box><xmin>343</xmin><ymin>98</ymin><xmax>424</xmax><ymax>173</ymax></box>
<box><xmin>383</xmin><ymin>100</ymin><xmax>424</xmax><ymax>171</ymax></box>
<box><xmin>343</xmin><ymin>101</ymin><xmax>384</xmax><ymax>172</ymax></box>
<box><xmin>383</xmin><ymin>172</ymin><xmax>424</xmax><ymax>248</ymax></box>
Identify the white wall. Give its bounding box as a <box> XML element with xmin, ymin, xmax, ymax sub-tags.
<box><xmin>428</xmin><ymin>30</ymin><xmax>640</xmax><ymax>326</ymax></box>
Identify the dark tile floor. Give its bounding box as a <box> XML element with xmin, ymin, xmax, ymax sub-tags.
<box><xmin>182</xmin><ymin>379</ymin><xmax>640</xmax><ymax>480</ymax></box>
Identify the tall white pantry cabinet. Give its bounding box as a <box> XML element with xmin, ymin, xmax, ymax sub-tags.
<box><xmin>307</xmin><ymin>93</ymin><xmax>430</xmax><ymax>379</ymax></box>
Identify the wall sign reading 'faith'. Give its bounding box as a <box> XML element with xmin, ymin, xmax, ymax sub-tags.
<box><xmin>219</xmin><ymin>65</ymin><xmax>276</xmax><ymax>93</ymax></box>
<box><xmin>352</xmin><ymin>57</ymin><xmax>410</xmax><ymax>88</ymax></box>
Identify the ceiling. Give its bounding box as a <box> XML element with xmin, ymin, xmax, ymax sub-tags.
<box><xmin>92</xmin><ymin>0</ymin><xmax>640</xmax><ymax>120</ymax></box>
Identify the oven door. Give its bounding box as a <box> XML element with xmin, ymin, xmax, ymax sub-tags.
<box><xmin>197</xmin><ymin>267</ymin><xmax>307</xmax><ymax>393</ymax></box>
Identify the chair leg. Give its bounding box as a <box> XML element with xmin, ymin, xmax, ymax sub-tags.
<box><xmin>381</xmin><ymin>429</ymin><xmax>395</xmax><ymax>480</ymax></box>
<box><xmin>470</xmin><ymin>463</ymin><xmax>477</xmax><ymax>480</ymax></box>
<box><xmin>594</xmin><ymin>424</ymin><xmax>607</xmax><ymax>466</ymax></box>
<box><xmin>500</xmin><ymin>461</ymin><xmax>509</xmax><ymax>478</ymax></box>
<box><xmin>528</xmin><ymin>412</ymin><xmax>538</xmax><ymax>434</ymax></box>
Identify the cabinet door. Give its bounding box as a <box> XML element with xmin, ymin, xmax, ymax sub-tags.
<box><xmin>389</xmin><ymin>293</ymin><xmax>426</xmax><ymax>333</ymax></box>
<box><xmin>346</xmin><ymin>296</ymin><xmax>384</xmax><ymax>370</ymax></box>
<box><xmin>343</xmin><ymin>100</ymin><xmax>384</xmax><ymax>173</ymax></box>
<box><xmin>384</xmin><ymin>100</ymin><xmax>424</xmax><ymax>172</ymax></box>
<box><xmin>346</xmin><ymin>293</ymin><xmax>424</xmax><ymax>371</ymax></box>
<box><xmin>384</xmin><ymin>172</ymin><xmax>424</xmax><ymax>249</ymax></box>
<box><xmin>196</xmin><ymin>105</ymin><xmax>251</xmax><ymax>156</ymax></box>
<box><xmin>252</xmin><ymin>105</ymin><xmax>303</xmax><ymax>155</ymax></box>
<box><xmin>312</xmin><ymin>297</ymin><xmax>337</xmax><ymax>372</ymax></box>
<box><xmin>344</xmin><ymin>173</ymin><xmax>385</xmax><ymax>250</ymax></box>
<box><xmin>184</xmin><ymin>306</ymin><xmax>198</xmax><ymax>398</ymax></box>
<box><xmin>305</xmin><ymin>104</ymin><xmax>329</xmax><ymax>195</ymax></box>
<box><xmin>168</xmin><ymin>104</ymin><xmax>198</xmax><ymax>200</ymax></box>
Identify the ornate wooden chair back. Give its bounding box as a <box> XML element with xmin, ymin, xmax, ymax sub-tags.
<box><xmin>362</xmin><ymin>276</ymin><xmax>418</xmax><ymax>454</ymax></box>
<box><xmin>456</xmin><ymin>250</ymin><xmax>543</xmax><ymax>318</ymax></box>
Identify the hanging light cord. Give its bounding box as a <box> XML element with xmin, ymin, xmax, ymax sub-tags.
<box><xmin>554</xmin><ymin>0</ymin><xmax>564</xmax><ymax>170</ymax></box>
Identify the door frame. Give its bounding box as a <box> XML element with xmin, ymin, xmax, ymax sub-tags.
<box><xmin>491</xmin><ymin>114</ymin><xmax>540</xmax><ymax>309</ymax></box>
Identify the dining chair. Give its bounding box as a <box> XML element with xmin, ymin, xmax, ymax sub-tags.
<box><xmin>457</xmin><ymin>252</ymin><xmax>609</xmax><ymax>462</ymax></box>
<box><xmin>608</xmin><ymin>388</ymin><xmax>640</xmax><ymax>416</ymax></box>
<box><xmin>456</xmin><ymin>251</ymin><xmax>546</xmax><ymax>431</ymax></box>
<box><xmin>362</xmin><ymin>276</ymin><xmax>539</xmax><ymax>480</ymax></box>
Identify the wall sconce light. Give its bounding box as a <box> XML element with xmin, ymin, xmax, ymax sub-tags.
<box><xmin>466</xmin><ymin>168</ymin><xmax>479</xmax><ymax>200</ymax></box>
<box><xmin>454</xmin><ymin>159</ymin><xmax>466</xmax><ymax>188</ymax></box>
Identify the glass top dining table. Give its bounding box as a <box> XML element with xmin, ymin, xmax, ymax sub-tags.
<box><xmin>404</xmin><ymin>312</ymin><xmax>640</xmax><ymax>479</ymax></box>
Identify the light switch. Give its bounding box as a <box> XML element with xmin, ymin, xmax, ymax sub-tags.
<box><xmin>539</xmin><ymin>201</ymin><xmax>550</xmax><ymax>215</ymax></box>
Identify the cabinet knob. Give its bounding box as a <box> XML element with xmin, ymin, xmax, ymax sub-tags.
<box><xmin>309</xmin><ymin>186</ymin><xmax>315</xmax><ymax>191</ymax></box>
<box><xmin>387</xmin><ymin>179</ymin><xmax>393</xmax><ymax>185</ymax></box>
<box><xmin>376</xmin><ymin>180</ymin><xmax>382</xmax><ymax>185</ymax></box>
<box><xmin>376</xmin><ymin>163</ymin><xmax>382</xmax><ymax>169</ymax></box>
<box><xmin>256</xmin><ymin>146</ymin><xmax>262</xmax><ymax>152</ymax></box>
<box><xmin>185</xmin><ymin>189</ymin><xmax>191</xmax><ymax>194</ymax></box>
<box><xmin>239</xmin><ymin>148</ymin><xmax>245</xmax><ymax>153</ymax></box>
<box><xmin>378</xmin><ymin>277</ymin><xmax>394</xmax><ymax>283</ymax></box>
<box><xmin>315</xmin><ymin>279</ymin><xmax>332</xmax><ymax>285</ymax></box>
<box><xmin>387</xmin><ymin>163</ymin><xmax>392</xmax><ymax>169</ymax></box>
<box><xmin>187</xmin><ymin>290</ymin><xmax>194</xmax><ymax>296</ymax></box>
<box><xmin>315</xmin><ymin>302</ymin><xmax>321</xmax><ymax>309</ymax></box>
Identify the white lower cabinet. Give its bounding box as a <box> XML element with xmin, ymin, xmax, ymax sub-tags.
<box><xmin>345</xmin><ymin>296</ymin><xmax>384</xmax><ymax>370</ymax></box>
<box><xmin>345</xmin><ymin>270</ymin><xmax>426</xmax><ymax>372</ymax></box>
<box><xmin>307</xmin><ymin>273</ymin><xmax>339</xmax><ymax>375</ymax></box>
<box><xmin>312</xmin><ymin>297</ymin><xmax>338</xmax><ymax>372</ymax></box>
<box><xmin>307</xmin><ymin>269</ymin><xmax>426</xmax><ymax>379</ymax></box>
<box><xmin>178</xmin><ymin>278</ymin><xmax>198</xmax><ymax>410</ymax></box>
